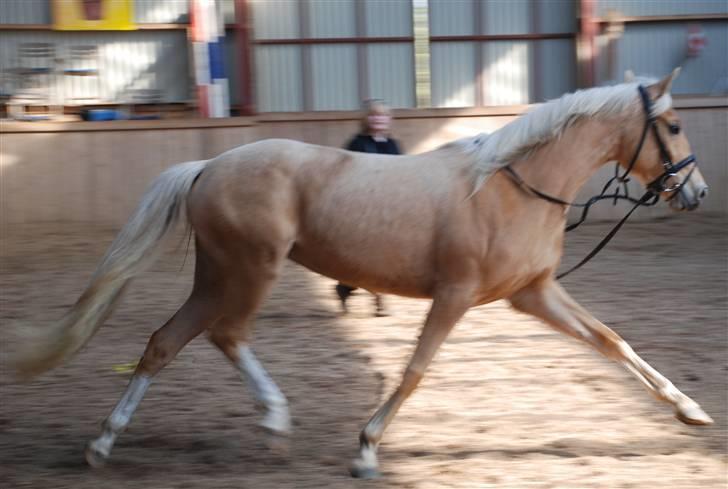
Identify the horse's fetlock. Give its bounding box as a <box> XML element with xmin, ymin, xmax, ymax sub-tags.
<box><xmin>105</xmin><ymin>414</ymin><xmax>129</xmax><ymax>433</ymax></box>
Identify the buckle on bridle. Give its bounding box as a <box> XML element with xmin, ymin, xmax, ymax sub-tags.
<box><xmin>652</xmin><ymin>172</ymin><xmax>679</xmax><ymax>192</ymax></box>
<box><xmin>647</xmin><ymin>154</ymin><xmax>697</xmax><ymax>195</ymax></box>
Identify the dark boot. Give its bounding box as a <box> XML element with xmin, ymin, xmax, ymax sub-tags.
<box><xmin>373</xmin><ymin>294</ymin><xmax>388</xmax><ymax>317</ymax></box>
<box><xmin>335</xmin><ymin>283</ymin><xmax>356</xmax><ymax>313</ymax></box>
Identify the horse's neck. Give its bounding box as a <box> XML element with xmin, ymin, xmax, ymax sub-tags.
<box><xmin>513</xmin><ymin>118</ymin><xmax>622</xmax><ymax>203</ymax></box>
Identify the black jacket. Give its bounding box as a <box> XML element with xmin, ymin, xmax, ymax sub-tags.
<box><xmin>346</xmin><ymin>134</ymin><xmax>402</xmax><ymax>155</ymax></box>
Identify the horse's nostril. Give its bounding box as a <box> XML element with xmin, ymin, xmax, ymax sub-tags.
<box><xmin>698</xmin><ymin>187</ymin><xmax>709</xmax><ymax>200</ymax></box>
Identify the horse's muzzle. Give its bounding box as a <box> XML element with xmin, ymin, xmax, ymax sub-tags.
<box><xmin>670</xmin><ymin>183</ymin><xmax>708</xmax><ymax>211</ymax></box>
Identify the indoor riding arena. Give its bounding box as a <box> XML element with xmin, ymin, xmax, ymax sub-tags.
<box><xmin>1</xmin><ymin>1</ymin><xmax>726</xmax><ymax>488</ymax></box>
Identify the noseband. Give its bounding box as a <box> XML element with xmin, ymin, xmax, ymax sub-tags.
<box><xmin>502</xmin><ymin>85</ymin><xmax>698</xmax><ymax>279</ymax></box>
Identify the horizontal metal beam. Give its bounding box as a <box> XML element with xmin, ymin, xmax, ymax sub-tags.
<box><xmin>254</xmin><ymin>36</ymin><xmax>414</xmax><ymax>45</ymax></box>
<box><xmin>594</xmin><ymin>13</ymin><xmax>728</xmax><ymax>25</ymax></box>
<box><xmin>430</xmin><ymin>33</ymin><xmax>575</xmax><ymax>42</ymax></box>
<box><xmin>0</xmin><ymin>23</ymin><xmax>189</xmax><ymax>31</ymax></box>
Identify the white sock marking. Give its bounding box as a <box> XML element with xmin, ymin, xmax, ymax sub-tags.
<box><xmin>237</xmin><ymin>345</ymin><xmax>291</xmax><ymax>434</ymax></box>
<box><xmin>90</xmin><ymin>374</ymin><xmax>151</xmax><ymax>458</ymax></box>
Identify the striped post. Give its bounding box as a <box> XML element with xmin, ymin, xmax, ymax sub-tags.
<box><xmin>190</xmin><ymin>0</ymin><xmax>230</xmax><ymax>118</ymax></box>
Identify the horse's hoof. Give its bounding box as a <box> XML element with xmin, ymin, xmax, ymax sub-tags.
<box><xmin>349</xmin><ymin>464</ymin><xmax>382</xmax><ymax>479</ymax></box>
<box><xmin>84</xmin><ymin>442</ymin><xmax>109</xmax><ymax>468</ymax></box>
<box><xmin>257</xmin><ymin>424</ymin><xmax>291</xmax><ymax>457</ymax></box>
<box><xmin>263</xmin><ymin>431</ymin><xmax>291</xmax><ymax>457</ymax></box>
<box><xmin>675</xmin><ymin>404</ymin><xmax>713</xmax><ymax>426</ymax></box>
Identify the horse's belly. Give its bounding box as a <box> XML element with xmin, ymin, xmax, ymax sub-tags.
<box><xmin>288</xmin><ymin>235</ymin><xmax>435</xmax><ymax>298</ymax></box>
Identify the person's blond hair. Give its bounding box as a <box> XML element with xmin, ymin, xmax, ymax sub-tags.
<box><xmin>359</xmin><ymin>99</ymin><xmax>392</xmax><ymax>135</ymax></box>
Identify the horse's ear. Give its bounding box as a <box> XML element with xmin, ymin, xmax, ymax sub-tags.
<box><xmin>650</xmin><ymin>67</ymin><xmax>681</xmax><ymax>97</ymax></box>
<box><xmin>624</xmin><ymin>70</ymin><xmax>635</xmax><ymax>82</ymax></box>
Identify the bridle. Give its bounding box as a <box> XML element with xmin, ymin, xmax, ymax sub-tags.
<box><xmin>502</xmin><ymin>85</ymin><xmax>698</xmax><ymax>279</ymax></box>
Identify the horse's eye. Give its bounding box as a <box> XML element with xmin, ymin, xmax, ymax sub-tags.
<box><xmin>668</xmin><ymin>123</ymin><xmax>681</xmax><ymax>135</ymax></box>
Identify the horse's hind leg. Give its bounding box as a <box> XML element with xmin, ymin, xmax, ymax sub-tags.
<box><xmin>85</xmin><ymin>252</ymin><xmax>224</xmax><ymax>467</ymax></box>
<box><xmin>209</xmin><ymin>330</ymin><xmax>292</xmax><ymax>441</ymax></box>
<box><xmin>510</xmin><ymin>279</ymin><xmax>713</xmax><ymax>426</ymax></box>
<box><xmin>207</xmin><ymin>250</ymin><xmax>292</xmax><ymax>445</ymax></box>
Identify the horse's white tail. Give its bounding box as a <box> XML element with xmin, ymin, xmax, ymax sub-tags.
<box><xmin>13</xmin><ymin>160</ymin><xmax>208</xmax><ymax>380</ymax></box>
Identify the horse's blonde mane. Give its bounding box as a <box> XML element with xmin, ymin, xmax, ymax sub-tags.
<box><xmin>455</xmin><ymin>81</ymin><xmax>673</xmax><ymax>191</ymax></box>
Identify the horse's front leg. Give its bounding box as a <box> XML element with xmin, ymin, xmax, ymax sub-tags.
<box><xmin>510</xmin><ymin>279</ymin><xmax>713</xmax><ymax>425</ymax></box>
<box><xmin>350</xmin><ymin>286</ymin><xmax>473</xmax><ymax>479</ymax></box>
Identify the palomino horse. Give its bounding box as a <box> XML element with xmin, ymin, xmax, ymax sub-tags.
<box><xmin>14</xmin><ymin>70</ymin><xmax>712</xmax><ymax>478</ymax></box>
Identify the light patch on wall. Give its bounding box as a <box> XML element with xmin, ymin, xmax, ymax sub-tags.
<box><xmin>483</xmin><ymin>42</ymin><xmax>531</xmax><ymax>106</ymax></box>
<box><xmin>100</xmin><ymin>41</ymin><xmax>157</xmax><ymax>99</ymax></box>
<box><xmin>407</xmin><ymin>116</ymin><xmax>518</xmax><ymax>154</ymax></box>
<box><xmin>0</xmin><ymin>152</ymin><xmax>20</xmax><ymax>168</ymax></box>
<box><xmin>441</xmin><ymin>81</ymin><xmax>476</xmax><ymax>108</ymax></box>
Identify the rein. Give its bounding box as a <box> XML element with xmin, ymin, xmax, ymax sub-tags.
<box><xmin>502</xmin><ymin>85</ymin><xmax>697</xmax><ymax>280</ymax></box>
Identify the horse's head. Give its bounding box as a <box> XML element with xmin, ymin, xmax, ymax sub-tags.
<box><xmin>617</xmin><ymin>69</ymin><xmax>708</xmax><ymax>211</ymax></box>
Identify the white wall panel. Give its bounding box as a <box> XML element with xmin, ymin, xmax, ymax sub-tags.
<box><xmin>483</xmin><ymin>0</ymin><xmax>530</xmax><ymax>35</ymax></box>
<box><xmin>482</xmin><ymin>41</ymin><xmax>531</xmax><ymax>105</ymax></box>
<box><xmin>429</xmin><ymin>0</ymin><xmax>474</xmax><ymax>37</ymax></box>
<box><xmin>538</xmin><ymin>39</ymin><xmax>576</xmax><ymax>101</ymax></box>
<box><xmin>365</xmin><ymin>0</ymin><xmax>413</xmax><ymax>37</ymax></box>
<box><xmin>431</xmin><ymin>42</ymin><xmax>476</xmax><ymax>107</ymax></box>
<box><xmin>367</xmin><ymin>43</ymin><xmax>415</xmax><ymax>108</ymax></box>
<box><xmin>0</xmin><ymin>30</ymin><xmax>190</xmax><ymax>103</ymax></box>
<box><xmin>255</xmin><ymin>45</ymin><xmax>303</xmax><ymax>111</ymax></box>
<box><xmin>308</xmin><ymin>0</ymin><xmax>356</xmax><ymax>38</ymax></box>
<box><xmin>0</xmin><ymin>0</ymin><xmax>49</xmax><ymax>24</ymax></box>
<box><xmin>251</xmin><ymin>0</ymin><xmax>300</xmax><ymax>40</ymax></box>
<box><xmin>597</xmin><ymin>1</ymin><xmax>728</xmax><ymax>17</ymax></box>
<box><xmin>613</xmin><ymin>23</ymin><xmax>728</xmax><ymax>94</ymax></box>
<box><xmin>310</xmin><ymin>44</ymin><xmax>358</xmax><ymax>110</ymax></box>
<box><xmin>538</xmin><ymin>0</ymin><xmax>576</xmax><ymax>34</ymax></box>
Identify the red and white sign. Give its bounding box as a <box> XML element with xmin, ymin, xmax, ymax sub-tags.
<box><xmin>687</xmin><ymin>24</ymin><xmax>706</xmax><ymax>57</ymax></box>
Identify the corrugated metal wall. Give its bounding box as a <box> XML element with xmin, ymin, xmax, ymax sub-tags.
<box><xmin>539</xmin><ymin>39</ymin><xmax>576</xmax><ymax>101</ymax></box>
<box><xmin>0</xmin><ymin>1</ymin><xmax>194</xmax><ymax>103</ymax></box>
<box><xmin>429</xmin><ymin>0</ymin><xmax>576</xmax><ymax>108</ymax></box>
<box><xmin>482</xmin><ymin>41</ymin><xmax>532</xmax><ymax>106</ymax></box>
<box><xmin>1</xmin><ymin>1</ymin><xmax>725</xmax><ymax>112</ymax></box>
<box><xmin>250</xmin><ymin>0</ymin><xmax>301</xmax><ymax>111</ymax></box>
<box><xmin>134</xmin><ymin>0</ymin><xmax>234</xmax><ymax>24</ymax></box>
<box><xmin>0</xmin><ymin>0</ymin><xmax>49</xmax><ymax>24</ymax></box>
<box><xmin>134</xmin><ymin>0</ymin><xmax>190</xmax><ymax>24</ymax></box>
<box><xmin>368</xmin><ymin>44</ymin><xmax>415</xmax><ymax>109</ymax></box>
<box><xmin>251</xmin><ymin>0</ymin><xmax>415</xmax><ymax>112</ymax></box>
<box><xmin>0</xmin><ymin>30</ymin><xmax>190</xmax><ymax>103</ymax></box>
<box><xmin>596</xmin><ymin>0</ymin><xmax>728</xmax><ymax>17</ymax></box>
<box><xmin>365</xmin><ymin>0</ymin><xmax>412</xmax><ymax>37</ymax></box>
<box><xmin>430</xmin><ymin>42</ymin><xmax>476</xmax><ymax>107</ymax></box>
<box><xmin>608</xmin><ymin>23</ymin><xmax>728</xmax><ymax>94</ymax></box>
<box><xmin>483</xmin><ymin>0</ymin><xmax>530</xmax><ymax>35</ymax></box>
<box><xmin>0</xmin><ymin>0</ymin><xmax>201</xmax><ymax>25</ymax></box>
<box><xmin>309</xmin><ymin>0</ymin><xmax>356</xmax><ymax>38</ymax></box>
<box><xmin>537</xmin><ymin>0</ymin><xmax>577</xmax><ymax>101</ymax></box>
<box><xmin>591</xmin><ymin>1</ymin><xmax>728</xmax><ymax>94</ymax></box>
<box><xmin>254</xmin><ymin>45</ymin><xmax>302</xmax><ymax>112</ymax></box>
<box><xmin>429</xmin><ymin>0</ymin><xmax>474</xmax><ymax>36</ymax></box>
<box><xmin>538</xmin><ymin>0</ymin><xmax>577</xmax><ymax>34</ymax></box>
<box><xmin>311</xmin><ymin>45</ymin><xmax>358</xmax><ymax>110</ymax></box>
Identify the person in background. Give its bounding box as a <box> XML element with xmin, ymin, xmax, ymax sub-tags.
<box><xmin>335</xmin><ymin>99</ymin><xmax>402</xmax><ymax>317</ymax></box>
